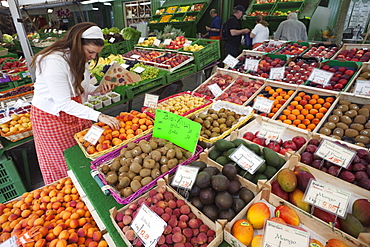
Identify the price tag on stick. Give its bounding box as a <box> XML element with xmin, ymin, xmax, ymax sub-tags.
<box><xmin>229</xmin><ymin>145</ymin><xmax>265</xmax><ymax>174</ymax></box>
<box><xmin>303</xmin><ymin>179</ymin><xmax>351</xmax><ymax>218</ymax></box>
<box><xmin>0</xmin><ymin>235</ymin><xmax>17</xmax><ymax>247</ymax></box>
<box><xmin>83</xmin><ymin>125</ymin><xmax>104</xmax><ymax>145</ymax></box>
<box><xmin>163</xmin><ymin>39</ymin><xmax>172</xmax><ymax>46</ymax></box>
<box><xmin>133</xmin><ymin>66</ymin><xmax>145</xmax><ymax>74</ymax></box>
<box><xmin>183</xmin><ymin>40</ymin><xmax>192</xmax><ymax>47</ymax></box>
<box><xmin>138</xmin><ymin>37</ymin><xmax>145</xmax><ymax>43</ymax></box>
<box><xmin>314</xmin><ymin>139</ymin><xmax>355</xmax><ymax>169</ymax></box>
<box><xmin>171</xmin><ymin>165</ymin><xmax>199</xmax><ymax>189</ymax></box>
<box><xmin>207</xmin><ymin>84</ymin><xmax>223</xmax><ymax>97</ymax></box>
<box><xmin>269</xmin><ymin>67</ymin><xmax>285</xmax><ymax>80</ymax></box>
<box><xmin>252</xmin><ymin>97</ymin><xmax>274</xmax><ymax>113</ymax></box>
<box><xmin>109</xmin><ymin>37</ymin><xmax>115</xmax><ymax>43</ymax></box>
<box><xmin>131</xmin><ymin>54</ymin><xmax>141</xmax><ymax>59</ymax></box>
<box><xmin>131</xmin><ymin>204</ymin><xmax>167</xmax><ymax>247</ymax></box>
<box><xmin>153</xmin><ymin>109</ymin><xmax>201</xmax><ymax>153</ymax></box>
<box><xmin>244</xmin><ymin>59</ymin><xmax>259</xmax><ymax>71</ymax></box>
<box><xmin>262</xmin><ymin>220</ymin><xmax>310</xmax><ymax>247</ymax></box>
<box><xmin>257</xmin><ymin>122</ymin><xmax>286</xmax><ymax>142</ymax></box>
<box><xmin>144</xmin><ymin>94</ymin><xmax>159</xmax><ymax>108</ymax></box>
<box><xmin>153</xmin><ymin>39</ymin><xmax>161</xmax><ymax>47</ymax></box>
<box><xmin>353</xmin><ymin>80</ymin><xmax>370</xmax><ymax>95</ymax></box>
<box><xmin>308</xmin><ymin>68</ymin><xmax>334</xmax><ymax>85</ymax></box>
<box><xmin>223</xmin><ymin>54</ymin><xmax>239</xmax><ymax>68</ymax></box>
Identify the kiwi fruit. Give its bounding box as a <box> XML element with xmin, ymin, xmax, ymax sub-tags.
<box><xmin>349</xmin><ymin>104</ymin><xmax>360</xmax><ymax>111</ymax></box>
<box><xmin>340</xmin><ymin>116</ymin><xmax>352</xmax><ymax>125</ymax></box>
<box><xmin>106</xmin><ymin>173</ymin><xmax>118</xmax><ymax>185</ymax></box>
<box><xmin>336</xmin><ymin>122</ymin><xmax>349</xmax><ymax>130</ymax></box>
<box><xmin>339</xmin><ymin>100</ymin><xmax>351</xmax><ymax>105</ymax></box>
<box><xmin>328</xmin><ymin>115</ymin><xmax>340</xmax><ymax>123</ymax></box>
<box><xmin>359</xmin><ymin>108</ymin><xmax>370</xmax><ymax>118</ymax></box>
<box><xmin>337</xmin><ymin>105</ymin><xmax>349</xmax><ymax>112</ymax></box>
<box><xmin>324</xmin><ymin>122</ymin><xmax>336</xmax><ymax>130</ymax></box>
<box><xmin>319</xmin><ymin>127</ymin><xmax>331</xmax><ymax>136</ymax></box>
<box><xmin>354</xmin><ymin>115</ymin><xmax>366</xmax><ymax>124</ymax></box>
<box><xmin>360</xmin><ymin>129</ymin><xmax>370</xmax><ymax>137</ymax></box>
<box><xmin>350</xmin><ymin>123</ymin><xmax>364</xmax><ymax>131</ymax></box>
<box><xmin>355</xmin><ymin>135</ymin><xmax>370</xmax><ymax>144</ymax></box>
<box><xmin>332</xmin><ymin>128</ymin><xmax>344</xmax><ymax>138</ymax></box>
<box><xmin>332</xmin><ymin>109</ymin><xmax>343</xmax><ymax>116</ymax></box>
<box><xmin>345</xmin><ymin>129</ymin><xmax>359</xmax><ymax>138</ymax></box>
<box><xmin>345</xmin><ymin>110</ymin><xmax>358</xmax><ymax>118</ymax></box>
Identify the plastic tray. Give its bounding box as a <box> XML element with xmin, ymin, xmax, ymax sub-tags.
<box><xmin>166</xmin><ymin>63</ymin><xmax>197</xmax><ymax>83</ymax></box>
<box><xmin>90</xmin><ymin>133</ymin><xmax>203</xmax><ymax>204</ymax></box>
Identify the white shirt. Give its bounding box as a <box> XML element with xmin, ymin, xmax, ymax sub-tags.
<box><xmin>32</xmin><ymin>51</ymin><xmax>101</xmax><ymax>121</ymax></box>
<box><xmin>251</xmin><ymin>23</ymin><xmax>269</xmax><ymax>44</ymax></box>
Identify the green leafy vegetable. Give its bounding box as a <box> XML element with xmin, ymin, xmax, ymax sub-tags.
<box><xmin>121</xmin><ymin>27</ymin><xmax>141</xmax><ymax>40</ymax></box>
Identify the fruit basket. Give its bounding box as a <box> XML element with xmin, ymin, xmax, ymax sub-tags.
<box><xmin>224</xmin><ymin>50</ymin><xmax>264</xmax><ymax>73</ymax></box>
<box><xmin>332</xmin><ymin>43</ymin><xmax>370</xmax><ymax>63</ymax></box>
<box><xmin>187</xmin><ymin>100</ymin><xmax>254</xmax><ymax>144</ymax></box>
<box><xmin>0</xmin><ymin>83</ymin><xmax>34</xmax><ymax>103</ymax></box>
<box><xmin>315</xmin><ymin>93</ymin><xmax>370</xmax><ymax>149</ymax></box>
<box><xmin>165</xmin><ymin>6</ymin><xmax>178</xmax><ymax>14</ymax></box>
<box><xmin>270</xmin><ymin>0</ymin><xmax>304</xmax><ymax>17</ymax></box>
<box><xmin>194</xmin><ymin>68</ymin><xmax>239</xmax><ymax>99</ymax></box>
<box><xmin>160</xmin><ymin>14</ymin><xmax>173</xmax><ymax>23</ymax></box>
<box><xmin>183</xmin><ymin>13</ymin><xmax>197</xmax><ymax>22</ymax></box>
<box><xmin>141</xmin><ymin>91</ymin><xmax>213</xmax><ymax>119</ymax></box>
<box><xmin>190</xmin><ymin>3</ymin><xmax>205</xmax><ymax>12</ymax></box>
<box><xmin>90</xmin><ymin>134</ymin><xmax>203</xmax><ymax>204</ymax></box>
<box><xmin>247</xmin><ymin>54</ymin><xmax>290</xmax><ymax>79</ymax></box>
<box><xmin>170</xmin><ymin>13</ymin><xmax>185</xmax><ymax>22</ymax></box>
<box><xmin>246</xmin><ymin>2</ymin><xmax>274</xmax><ymax>17</ymax></box>
<box><xmin>109</xmin><ymin>179</ymin><xmax>223</xmax><ymax>246</ymax></box>
<box><xmin>176</xmin><ymin>5</ymin><xmax>190</xmax><ymax>13</ymax></box>
<box><xmin>74</xmin><ymin>110</ymin><xmax>154</xmax><ymax>160</ymax></box>
<box><xmin>302</xmin><ymin>43</ymin><xmax>339</xmax><ymax>60</ymax></box>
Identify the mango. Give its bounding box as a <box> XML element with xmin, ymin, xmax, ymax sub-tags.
<box><xmin>246</xmin><ymin>202</ymin><xmax>270</xmax><ymax>229</ymax></box>
<box><xmin>294</xmin><ymin>170</ymin><xmax>315</xmax><ymax>192</ymax></box>
<box><xmin>325</xmin><ymin>239</ymin><xmax>348</xmax><ymax>247</ymax></box>
<box><xmin>310</xmin><ymin>239</ymin><xmax>324</xmax><ymax>247</ymax></box>
<box><xmin>289</xmin><ymin>188</ymin><xmax>311</xmax><ymax>212</ymax></box>
<box><xmin>231</xmin><ymin>219</ymin><xmax>254</xmax><ymax>246</ymax></box>
<box><xmin>251</xmin><ymin>234</ymin><xmax>263</xmax><ymax>247</ymax></box>
<box><xmin>338</xmin><ymin>213</ymin><xmax>366</xmax><ymax>238</ymax></box>
<box><xmin>313</xmin><ymin>207</ymin><xmax>340</xmax><ymax>229</ymax></box>
<box><xmin>271</xmin><ymin>180</ymin><xmax>289</xmax><ymax>201</ymax></box>
<box><xmin>352</xmin><ymin>199</ymin><xmax>370</xmax><ymax>226</ymax></box>
<box><xmin>277</xmin><ymin>168</ymin><xmax>297</xmax><ymax>192</ymax></box>
<box><xmin>275</xmin><ymin>205</ymin><xmax>300</xmax><ymax>226</ymax></box>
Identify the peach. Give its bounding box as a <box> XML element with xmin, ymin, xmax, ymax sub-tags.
<box><xmin>68</xmin><ymin>232</ymin><xmax>78</xmax><ymax>243</ymax></box>
<box><xmin>92</xmin><ymin>231</ymin><xmax>102</xmax><ymax>242</ymax></box>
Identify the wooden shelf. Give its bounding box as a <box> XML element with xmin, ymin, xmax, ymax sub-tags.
<box><xmin>124</xmin><ymin>0</ymin><xmax>151</xmax><ymax>27</ymax></box>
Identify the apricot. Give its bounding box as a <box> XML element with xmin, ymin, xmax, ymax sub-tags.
<box><xmin>35</xmin><ymin>239</ymin><xmax>47</xmax><ymax>247</ymax></box>
<box><xmin>97</xmin><ymin>240</ymin><xmax>108</xmax><ymax>247</ymax></box>
<box><xmin>53</xmin><ymin>225</ymin><xmax>64</xmax><ymax>236</ymax></box>
<box><xmin>56</xmin><ymin>239</ymin><xmax>67</xmax><ymax>247</ymax></box>
<box><xmin>68</xmin><ymin>232</ymin><xmax>78</xmax><ymax>243</ymax></box>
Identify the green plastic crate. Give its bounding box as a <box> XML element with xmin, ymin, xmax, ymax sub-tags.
<box><xmin>246</xmin><ymin>0</ymin><xmax>275</xmax><ymax>17</ymax></box>
<box><xmin>196</xmin><ymin>49</ymin><xmax>221</xmax><ymax>70</ymax></box>
<box><xmin>0</xmin><ymin>156</ymin><xmax>26</xmax><ymax>203</ymax></box>
<box><xmin>100</xmin><ymin>44</ymin><xmax>117</xmax><ymax>57</ymax></box>
<box><xmin>0</xmin><ymin>81</ymin><xmax>15</xmax><ymax>91</ymax></box>
<box><xmin>125</xmin><ymin>71</ymin><xmax>168</xmax><ymax>100</ymax></box>
<box><xmin>270</xmin><ymin>1</ymin><xmax>304</xmax><ymax>17</ymax></box>
<box><xmin>181</xmin><ymin>38</ymin><xmax>220</xmax><ymax>70</ymax></box>
<box><xmin>114</xmin><ymin>41</ymin><xmax>128</xmax><ymax>55</ymax></box>
<box><xmin>126</xmin><ymin>38</ymin><xmax>140</xmax><ymax>51</ymax></box>
<box><xmin>166</xmin><ymin>64</ymin><xmax>197</xmax><ymax>83</ymax></box>
<box><xmin>12</xmin><ymin>78</ymin><xmax>32</xmax><ymax>87</ymax></box>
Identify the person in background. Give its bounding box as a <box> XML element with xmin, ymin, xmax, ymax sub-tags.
<box><xmin>203</xmin><ymin>9</ymin><xmax>221</xmax><ymax>40</ymax></box>
<box><xmin>250</xmin><ymin>15</ymin><xmax>269</xmax><ymax>49</ymax></box>
<box><xmin>223</xmin><ymin>5</ymin><xmax>250</xmax><ymax>57</ymax></box>
<box><xmin>30</xmin><ymin>22</ymin><xmax>120</xmax><ymax>184</ymax></box>
<box><xmin>274</xmin><ymin>12</ymin><xmax>308</xmax><ymax>41</ymax></box>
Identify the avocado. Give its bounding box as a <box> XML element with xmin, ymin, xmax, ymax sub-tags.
<box><xmin>231</xmin><ymin>198</ymin><xmax>246</xmax><ymax>214</ymax></box>
<box><xmin>199</xmin><ymin>187</ymin><xmax>216</xmax><ymax>205</ymax></box>
<box><xmin>225</xmin><ymin>148</ymin><xmax>237</xmax><ymax>157</ymax></box>
<box><xmin>255</xmin><ymin>162</ymin><xmax>266</xmax><ymax>174</ymax></box>
<box><xmin>215</xmin><ymin>191</ymin><xmax>233</xmax><ymax>210</ymax></box>
<box><xmin>190</xmin><ymin>161</ymin><xmax>207</xmax><ymax>171</ymax></box>
<box><xmin>227</xmin><ymin>180</ymin><xmax>241</xmax><ymax>195</ymax></box>
<box><xmin>253</xmin><ymin>174</ymin><xmax>268</xmax><ymax>184</ymax></box>
<box><xmin>218</xmin><ymin>208</ymin><xmax>236</xmax><ymax>221</ymax></box>
<box><xmin>248</xmin><ymin>144</ymin><xmax>260</xmax><ymax>155</ymax></box>
<box><xmin>211</xmin><ymin>174</ymin><xmax>230</xmax><ymax>192</ymax></box>
<box><xmin>215</xmin><ymin>139</ymin><xmax>235</xmax><ymax>151</ymax></box>
<box><xmin>263</xmin><ymin>147</ymin><xmax>280</xmax><ymax>167</ymax></box>
<box><xmin>239</xmin><ymin>187</ymin><xmax>254</xmax><ymax>204</ymax></box>
<box><xmin>232</xmin><ymin>138</ymin><xmax>248</xmax><ymax>148</ymax></box>
<box><xmin>222</xmin><ymin>163</ymin><xmax>237</xmax><ymax>180</ymax></box>
<box><xmin>264</xmin><ymin>166</ymin><xmax>278</xmax><ymax>179</ymax></box>
<box><xmin>195</xmin><ymin>171</ymin><xmax>211</xmax><ymax>188</ymax></box>
<box><xmin>215</xmin><ymin>156</ymin><xmax>230</xmax><ymax>166</ymax></box>
<box><xmin>203</xmin><ymin>167</ymin><xmax>220</xmax><ymax>176</ymax></box>
<box><xmin>208</xmin><ymin>149</ymin><xmax>221</xmax><ymax>161</ymax></box>
<box><xmin>191</xmin><ymin>197</ymin><xmax>204</xmax><ymax>210</ymax></box>
<box><xmin>238</xmin><ymin>170</ymin><xmax>254</xmax><ymax>181</ymax></box>
<box><xmin>202</xmin><ymin>204</ymin><xmax>219</xmax><ymax>221</ymax></box>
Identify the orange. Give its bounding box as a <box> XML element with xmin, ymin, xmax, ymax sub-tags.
<box><xmin>276</xmin><ymin>88</ymin><xmax>283</xmax><ymax>93</ymax></box>
<box><xmin>314</xmin><ymin>104</ymin><xmax>322</xmax><ymax>109</ymax></box>
<box><xmin>288</xmin><ymin>114</ymin><xmax>297</xmax><ymax>120</ymax></box>
<box><xmin>246</xmin><ymin>202</ymin><xmax>270</xmax><ymax>229</ymax></box>
<box><xmin>231</xmin><ymin>219</ymin><xmax>254</xmax><ymax>246</ymax></box>
<box><xmin>312</xmin><ymin>94</ymin><xmax>319</xmax><ymax>99</ymax></box>
<box><xmin>304</xmin><ymin>104</ymin><xmax>313</xmax><ymax>110</ymax></box>
<box><xmin>265</xmin><ymin>86</ymin><xmax>272</xmax><ymax>91</ymax></box>
<box><xmin>292</xmin><ymin>109</ymin><xmax>300</xmax><ymax>115</ymax></box>
<box><xmin>251</xmin><ymin>235</ymin><xmax>264</xmax><ymax>247</ymax></box>
<box><xmin>297</xmin><ymin>114</ymin><xmax>305</xmax><ymax>120</ymax></box>
<box><xmin>283</xmin><ymin>119</ymin><xmax>292</xmax><ymax>125</ymax></box>
<box><xmin>317</xmin><ymin>98</ymin><xmax>325</xmax><ymax>104</ymax></box>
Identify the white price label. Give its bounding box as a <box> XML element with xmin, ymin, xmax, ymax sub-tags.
<box><xmin>0</xmin><ymin>116</ymin><xmax>12</xmax><ymax>125</ymax></box>
<box><xmin>83</xmin><ymin>125</ymin><xmax>104</xmax><ymax>145</ymax></box>
<box><xmin>53</xmin><ymin>29</ymin><xmax>57</xmax><ymax>32</ymax></box>
<box><xmin>183</xmin><ymin>40</ymin><xmax>192</xmax><ymax>47</ymax></box>
<box><xmin>21</xmin><ymin>72</ymin><xmax>30</xmax><ymax>78</ymax></box>
<box><xmin>252</xmin><ymin>97</ymin><xmax>274</xmax><ymax>113</ymax></box>
<box><xmin>6</xmin><ymin>101</ymin><xmax>15</xmax><ymax>107</ymax></box>
<box><xmin>229</xmin><ymin>145</ymin><xmax>265</xmax><ymax>174</ymax></box>
<box><xmin>0</xmin><ymin>235</ymin><xmax>17</xmax><ymax>247</ymax></box>
<box><xmin>44</xmin><ymin>29</ymin><xmax>47</xmax><ymax>33</ymax></box>
<box><xmin>138</xmin><ymin>37</ymin><xmax>145</xmax><ymax>43</ymax></box>
<box><xmin>131</xmin><ymin>204</ymin><xmax>167</xmax><ymax>247</ymax></box>
<box><xmin>244</xmin><ymin>59</ymin><xmax>259</xmax><ymax>71</ymax></box>
<box><xmin>131</xmin><ymin>54</ymin><xmax>141</xmax><ymax>59</ymax></box>
<box><xmin>353</xmin><ymin>80</ymin><xmax>370</xmax><ymax>95</ymax></box>
<box><xmin>223</xmin><ymin>54</ymin><xmax>239</xmax><ymax>69</ymax></box>
<box><xmin>269</xmin><ymin>67</ymin><xmax>285</xmax><ymax>80</ymax></box>
<box><xmin>171</xmin><ymin>165</ymin><xmax>199</xmax><ymax>189</ymax></box>
<box><xmin>48</xmin><ymin>29</ymin><xmax>52</xmax><ymax>33</ymax></box>
<box><xmin>257</xmin><ymin>122</ymin><xmax>286</xmax><ymax>142</ymax></box>
<box><xmin>163</xmin><ymin>39</ymin><xmax>172</xmax><ymax>45</ymax></box>
<box><xmin>308</xmin><ymin>68</ymin><xmax>334</xmax><ymax>85</ymax></box>
<box><xmin>314</xmin><ymin>139</ymin><xmax>355</xmax><ymax>169</ymax></box>
<box><xmin>144</xmin><ymin>93</ymin><xmax>159</xmax><ymax>108</ymax></box>
<box><xmin>109</xmin><ymin>32</ymin><xmax>114</xmax><ymax>35</ymax></box>
<box><xmin>32</xmin><ymin>39</ymin><xmax>39</xmax><ymax>43</ymax></box>
<box><xmin>109</xmin><ymin>37</ymin><xmax>115</xmax><ymax>43</ymax></box>
<box><xmin>207</xmin><ymin>84</ymin><xmax>223</xmax><ymax>97</ymax></box>
<box><xmin>121</xmin><ymin>64</ymin><xmax>130</xmax><ymax>69</ymax></box>
<box><xmin>58</xmin><ymin>30</ymin><xmax>63</xmax><ymax>34</ymax></box>
<box><xmin>263</xmin><ymin>220</ymin><xmax>310</xmax><ymax>247</ymax></box>
<box><xmin>304</xmin><ymin>180</ymin><xmax>351</xmax><ymax>218</ymax></box>
<box><xmin>153</xmin><ymin>39</ymin><xmax>161</xmax><ymax>47</ymax></box>
<box><xmin>133</xmin><ymin>66</ymin><xmax>145</xmax><ymax>74</ymax></box>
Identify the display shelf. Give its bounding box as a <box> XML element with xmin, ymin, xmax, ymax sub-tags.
<box><xmin>124</xmin><ymin>0</ymin><xmax>151</xmax><ymax>27</ymax></box>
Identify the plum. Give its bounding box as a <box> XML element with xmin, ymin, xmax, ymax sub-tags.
<box><xmin>355</xmin><ymin>171</ymin><xmax>369</xmax><ymax>181</ymax></box>
<box><xmin>353</xmin><ymin>163</ymin><xmax>366</xmax><ymax>172</ymax></box>
<box><xmin>356</xmin><ymin>149</ymin><xmax>369</xmax><ymax>159</ymax></box>
<box><xmin>308</xmin><ymin>139</ymin><xmax>320</xmax><ymax>146</ymax></box>
<box><xmin>358</xmin><ymin>177</ymin><xmax>370</xmax><ymax>190</ymax></box>
<box><xmin>305</xmin><ymin>144</ymin><xmax>318</xmax><ymax>154</ymax></box>
<box><xmin>339</xmin><ymin>171</ymin><xmax>355</xmax><ymax>183</ymax></box>
<box><xmin>301</xmin><ymin>152</ymin><xmax>313</xmax><ymax>165</ymax></box>
<box><xmin>311</xmin><ymin>159</ymin><xmax>323</xmax><ymax>169</ymax></box>
<box><xmin>328</xmin><ymin>166</ymin><xmax>341</xmax><ymax>176</ymax></box>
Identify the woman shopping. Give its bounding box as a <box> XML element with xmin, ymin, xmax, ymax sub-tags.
<box><xmin>30</xmin><ymin>22</ymin><xmax>120</xmax><ymax>184</ymax></box>
<box><xmin>250</xmin><ymin>15</ymin><xmax>269</xmax><ymax>49</ymax></box>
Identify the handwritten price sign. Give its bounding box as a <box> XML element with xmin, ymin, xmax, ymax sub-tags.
<box><xmin>244</xmin><ymin>59</ymin><xmax>259</xmax><ymax>71</ymax></box>
<box><xmin>304</xmin><ymin>180</ymin><xmax>351</xmax><ymax>218</ymax></box>
<box><xmin>269</xmin><ymin>67</ymin><xmax>285</xmax><ymax>80</ymax></box>
<box><xmin>257</xmin><ymin>122</ymin><xmax>286</xmax><ymax>142</ymax></box>
<box><xmin>131</xmin><ymin>204</ymin><xmax>167</xmax><ymax>247</ymax></box>
<box><xmin>83</xmin><ymin>125</ymin><xmax>104</xmax><ymax>145</ymax></box>
<box><xmin>308</xmin><ymin>68</ymin><xmax>334</xmax><ymax>86</ymax></box>
<box><xmin>353</xmin><ymin>80</ymin><xmax>370</xmax><ymax>96</ymax></box>
<box><xmin>144</xmin><ymin>94</ymin><xmax>159</xmax><ymax>108</ymax></box>
<box><xmin>229</xmin><ymin>145</ymin><xmax>265</xmax><ymax>174</ymax></box>
<box><xmin>252</xmin><ymin>97</ymin><xmax>274</xmax><ymax>113</ymax></box>
<box><xmin>315</xmin><ymin>139</ymin><xmax>355</xmax><ymax>168</ymax></box>
<box><xmin>171</xmin><ymin>165</ymin><xmax>199</xmax><ymax>189</ymax></box>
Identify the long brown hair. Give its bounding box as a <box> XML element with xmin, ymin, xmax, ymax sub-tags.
<box><xmin>255</xmin><ymin>15</ymin><xmax>269</xmax><ymax>27</ymax></box>
<box><xmin>30</xmin><ymin>22</ymin><xmax>104</xmax><ymax>95</ymax></box>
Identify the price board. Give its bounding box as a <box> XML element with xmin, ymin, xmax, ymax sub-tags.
<box><xmin>314</xmin><ymin>139</ymin><xmax>355</xmax><ymax>168</ymax></box>
<box><xmin>144</xmin><ymin>94</ymin><xmax>159</xmax><ymax>108</ymax></box>
<box><xmin>138</xmin><ymin>37</ymin><xmax>145</xmax><ymax>43</ymax></box>
<box><xmin>183</xmin><ymin>40</ymin><xmax>192</xmax><ymax>47</ymax></box>
<box><xmin>223</xmin><ymin>55</ymin><xmax>239</xmax><ymax>69</ymax></box>
<box><xmin>269</xmin><ymin>67</ymin><xmax>285</xmax><ymax>80</ymax></box>
<box><xmin>163</xmin><ymin>39</ymin><xmax>172</xmax><ymax>46</ymax></box>
<box><xmin>133</xmin><ymin>66</ymin><xmax>145</xmax><ymax>74</ymax></box>
<box><xmin>308</xmin><ymin>68</ymin><xmax>334</xmax><ymax>85</ymax></box>
<box><xmin>171</xmin><ymin>165</ymin><xmax>199</xmax><ymax>189</ymax></box>
<box><xmin>252</xmin><ymin>97</ymin><xmax>274</xmax><ymax>113</ymax></box>
<box><xmin>83</xmin><ymin>125</ymin><xmax>105</xmax><ymax>145</ymax></box>
<box><xmin>257</xmin><ymin>122</ymin><xmax>286</xmax><ymax>142</ymax></box>
<box><xmin>153</xmin><ymin>39</ymin><xmax>161</xmax><ymax>47</ymax></box>
<box><xmin>207</xmin><ymin>84</ymin><xmax>223</xmax><ymax>98</ymax></box>
<box><xmin>109</xmin><ymin>37</ymin><xmax>115</xmax><ymax>43</ymax></box>
<box><xmin>229</xmin><ymin>145</ymin><xmax>265</xmax><ymax>174</ymax></box>
<box><xmin>131</xmin><ymin>54</ymin><xmax>141</xmax><ymax>59</ymax></box>
<box><xmin>244</xmin><ymin>59</ymin><xmax>259</xmax><ymax>71</ymax></box>
<box><xmin>353</xmin><ymin>80</ymin><xmax>370</xmax><ymax>95</ymax></box>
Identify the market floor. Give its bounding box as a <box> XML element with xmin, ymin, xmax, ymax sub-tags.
<box><xmin>13</xmin><ymin>71</ymin><xmax>211</xmax><ymax>192</ymax></box>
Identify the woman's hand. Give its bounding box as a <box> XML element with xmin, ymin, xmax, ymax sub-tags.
<box><xmin>94</xmin><ymin>82</ymin><xmax>115</xmax><ymax>95</ymax></box>
<box><xmin>98</xmin><ymin>113</ymin><xmax>120</xmax><ymax>130</ymax></box>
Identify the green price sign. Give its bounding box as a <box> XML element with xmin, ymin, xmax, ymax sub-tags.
<box><xmin>153</xmin><ymin>109</ymin><xmax>201</xmax><ymax>153</ymax></box>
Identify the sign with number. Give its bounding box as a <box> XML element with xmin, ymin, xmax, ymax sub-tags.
<box><xmin>207</xmin><ymin>84</ymin><xmax>223</xmax><ymax>98</ymax></box>
<box><xmin>269</xmin><ymin>67</ymin><xmax>285</xmax><ymax>80</ymax></box>
<box><xmin>223</xmin><ymin>55</ymin><xmax>239</xmax><ymax>68</ymax></box>
<box><xmin>308</xmin><ymin>68</ymin><xmax>334</xmax><ymax>85</ymax></box>
<box><xmin>0</xmin><ymin>235</ymin><xmax>17</xmax><ymax>247</ymax></box>
<box><xmin>153</xmin><ymin>39</ymin><xmax>161</xmax><ymax>47</ymax></box>
<box><xmin>183</xmin><ymin>40</ymin><xmax>192</xmax><ymax>47</ymax></box>
<box><xmin>138</xmin><ymin>37</ymin><xmax>145</xmax><ymax>43</ymax></box>
<box><xmin>171</xmin><ymin>165</ymin><xmax>199</xmax><ymax>189</ymax></box>
<box><xmin>353</xmin><ymin>80</ymin><xmax>370</xmax><ymax>95</ymax></box>
<box><xmin>163</xmin><ymin>39</ymin><xmax>172</xmax><ymax>46</ymax></box>
<box><xmin>262</xmin><ymin>220</ymin><xmax>310</xmax><ymax>247</ymax></box>
<box><xmin>315</xmin><ymin>139</ymin><xmax>355</xmax><ymax>169</ymax></box>
<box><xmin>144</xmin><ymin>94</ymin><xmax>159</xmax><ymax>108</ymax></box>
<box><xmin>32</xmin><ymin>39</ymin><xmax>39</xmax><ymax>43</ymax></box>
<box><xmin>252</xmin><ymin>97</ymin><xmax>274</xmax><ymax>113</ymax></box>
<box><xmin>257</xmin><ymin>122</ymin><xmax>286</xmax><ymax>142</ymax></box>
<box><xmin>109</xmin><ymin>37</ymin><xmax>115</xmax><ymax>43</ymax></box>
<box><xmin>121</xmin><ymin>64</ymin><xmax>130</xmax><ymax>69</ymax></box>
<box><xmin>244</xmin><ymin>59</ymin><xmax>259</xmax><ymax>71</ymax></box>
<box><xmin>304</xmin><ymin>180</ymin><xmax>351</xmax><ymax>218</ymax></box>
<box><xmin>130</xmin><ymin>54</ymin><xmax>141</xmax><ymax>59</ymax></box>
<box><xmin>83</xmin><ymin>125</ymin><xmax>105</xmax><ymax>145</ymax></box>
<box><xmin>131</xmin><ymin>204</ymin><xmax>167</xmax><ymax>247</ymax></box>
<box><xmin>133</xmin><ymin>66</ymin><xmax>145</xmax><ymax>74</ymax></box>
<box><xmin>229</xmin><ymin>145</ymin><xmax>265</xmax><ymax>174</ymax></box>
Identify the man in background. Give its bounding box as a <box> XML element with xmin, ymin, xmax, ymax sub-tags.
<box><xmin>274</xmin><ymin>12</ymin><xmax>307</xmax><ymax>41</ymax></box>
<box><xmin>203</xmin><ymin>9</ymin><xmax>221</xmax><ymax>40</ymax></box>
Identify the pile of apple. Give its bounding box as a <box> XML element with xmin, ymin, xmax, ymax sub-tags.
<box><xmin>114</xmin><ymin>186</ymin><xmax>216</xmax><ymax>247</ymax></box>
<box><xmin>218</xmin><ymin>77</ymin><xmax>263</xmax><ymax>105</ymax></box>
<box><xmin>242</xmin><ymin>131</ymin><xmax>307</xmax><ymax>155</ymax></box>
<box><xmin>248</xmin><ymin>11</ymin><xmax>269</xmax><ymax>16</ymax></box>
<box><xmin>272</xmin><ymin>10</ymin><xmax>298</xmax><ymax>16</ymax></box>
<box><xmin>191</xmin><ymin>3</ymin><xmax>204</xmax><ymax>11</ymax></box>
<box><xmin>304</xmin><ymin>45</ymin><xmax>339</xmax><ymax>60</ymax></box>
<box><xmin>248</xmin><ymin>56</ymin><xmax>286</xmax><ymax>78</ymax></box>
<box><xmin>0</xmin><ymin>177</ymin><xmax>107</xmax><ymax>247</ymax></box>
<box><xmin>165</xmin><ymin>36</ymin><xmax>188</xmax><ymax>50</ymax></box>
<box><xmin>335</xmin><ymin>48</ymin><xmax>370</xmax><ymax>62</ymax></box>
<box><xmin>280</xmin><ymin>59</ymin><xmax>319</xmax><ymax>84</ymax></box>
<box><xmin>277</xmin><ymin>43</ymin><xmax>308</xmax><ymax>56</ymax></box>
<box><xmin>254</xmin><ymin>42</ymin><xmax>284</xmax><ymax>53</ymax></box>
<box><xmin>306</xmin><ymin>64</ymin><xmax>356</xmax><ymax>91</ymax></box>
<box><xmin>195</xmin><ymin>73</ymin><xmax>234</xmax><ymax>98</ymax></box>
<box><xmin>227</xmin><ymin>54</ymin><xmax>262</xmax><ymax>73</ymax></box>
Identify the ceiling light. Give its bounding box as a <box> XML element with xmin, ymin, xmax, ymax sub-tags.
<box><xmin>103</xmin><ymin>2</ymin><xmax>111</xmax><ymax>5</ymax></box>
<box><xmin>81</xmin><ymin>0</ymin><xmax>95</xmax><ymax>4</ymax></box>
<box><xmin>92</xmin><ymin>7</ymin><xmax>99</xmax><ymax>10</ymax></box>
<box><xmin>47</xmin><ymin>8</ymin><xmax>53</xmax><ymax>13</ymax></box>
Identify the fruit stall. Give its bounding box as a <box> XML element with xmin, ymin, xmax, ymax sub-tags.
<box><xmin>1</xmin><ymin>40</ymin><xmax>370</xmax><ymax>247</ymax></box>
